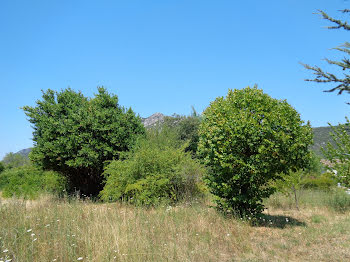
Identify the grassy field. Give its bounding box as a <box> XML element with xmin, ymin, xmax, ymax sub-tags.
<box><xmin>1</xmin><ymin>191</ymin><xmax>350</xmax><ymax>262</ymax></box>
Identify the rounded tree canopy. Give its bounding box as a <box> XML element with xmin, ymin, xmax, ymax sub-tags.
<box><xmin>22</xmin><ymin>87</ymin><xmax>145</xmax><ymax>196</ymax></box>
<box><xmin>197</xmin><ymin>86</ymin><xmax>313</xmax><ymax>216</ymax></box>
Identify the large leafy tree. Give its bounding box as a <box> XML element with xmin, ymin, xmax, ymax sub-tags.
<box><xmin>23</xmin><ymin>87</ymin><xmax>145</xmax><ymax>196</ymax></box>
<box><xmin>197</xmin><ymin>87</ymin><xmax>313</xmax><ymax>217</ymax></box>
<box><xmin>303</xmin><ymin>10</ymin><xmax>350</xmax><ymax>95</ymax></box>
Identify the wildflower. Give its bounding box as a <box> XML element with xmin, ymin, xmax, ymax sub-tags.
<box><xmin>31</xmin><ymin>233</ymin><xmax>35</xmax><ymax>237</ymax></box>
<box><xmin>227</xmin><ymin>233</ymin><xmax>230</xmax><ymax>236</ymax></box>
<box><xmin>77</xmin><ymin>257</ymin><xmax>83</xmax><ymax>261</ymax></box>
<box><xmin>33</xmin><ymin>238</ymin><xmax>37</xmax><ymax>241</ymax></box>
<box><xmin>286</xmin><ymin>218</ymin><xmax>289</xmax><ymax>223</ymax></box>
<box><xmin>56</xmin><ymin>220</ymin><xmax>60</xmax><ymax>222</ymax></box>
<box><xmin>5</xmin><ymin>259</ymin><xmax>12</xmax><ymax>262</ymax></box>
<box><xmin>27</xmin><ymin>229</ymin><xmax>32</xmax><ymax>233</ymax></box>
<box><xmin>3</xmin><ymin>249</ymin><xmax>8</xmax><ymax>253</ymax></box>
<box><xmin>45</xmin><ymin>224</ymin><xmax>50</xmax><ymax>227</ymax></box>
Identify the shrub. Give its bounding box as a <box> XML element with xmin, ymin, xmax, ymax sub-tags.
<box><xmin>100</xmin><ymin>128</ymin><xmax>206</xmax><ymax>205</ymax></box>
<box><xmin>198</xmin><ymin>86</ymin><xmax>313</xmax><ymax>217</ymax></box>
<box><xmin>302</xmin><ymin>173</ymin><xmax>336</xmax><ymax>191</ymax></box>
<box><xmin>0</xmin><ymin>166</ymin><xmax>66</xmax><ymax>199</ymax></box>
<box><xmin>22</xmin><ymin>87</ymin><xmax>145</xmax><ymax>196</ymax></box>
<box><xmin>327</xmin><ymin>188</ymin><xmax>350</xmax><ymax>212</ymax></box>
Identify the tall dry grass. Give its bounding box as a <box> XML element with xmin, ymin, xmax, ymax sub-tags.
<box><xmin>1</xmin><ymin>191</ymin><xmax>350</xmax><ymax>261</ymax></box>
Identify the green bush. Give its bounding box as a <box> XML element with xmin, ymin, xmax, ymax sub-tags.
<box><xmin>327</xmin><ymin>188</ymin><xmax>350</xmax><ymax>212</ymax></box>
<box><xmin>0</xmin><ymin>166</ymin><xmax>66</xmax><ymax>199</ymax></box>
<box><xmin>302</xmin><ymin>173</ymin><xmax>336</xmax><ymax>191</ymax></box>
<box><xmin>100</xmin><ymin>128</ymin><xmax>206</xmax><ymax>205</ymax></box>
<box><xmin>198</xmin><ymin>86</ymin><xmax>313</xmax><ymax>217</ymax></box>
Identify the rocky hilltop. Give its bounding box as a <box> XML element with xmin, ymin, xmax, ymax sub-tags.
<box><xmin>141</xmin><ymin>113</ymin><xmax>166</xmax><ymax>128</ymax></box>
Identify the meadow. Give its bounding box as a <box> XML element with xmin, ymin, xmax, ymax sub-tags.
<box><xmin>1</xmin><ymin>190</ymin><xmax>350</xmax><ymax>262</ymax></box>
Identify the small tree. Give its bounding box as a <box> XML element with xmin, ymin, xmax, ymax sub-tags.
<box><xmin>322</xmin><ymin>118</ymin><xmax>350</xmax><ymax>187</ymax></box>
<box><xmin>198</xmin><ymin>87</ymin><xmax>312</xmax><ymax>217</ymax></box>
<box><xmin>23</xmin><ymin>87</ymin><xmax>145</xmax><ymax>196</ymax></box>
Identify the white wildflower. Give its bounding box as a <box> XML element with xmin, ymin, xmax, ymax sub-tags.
<box><xmin>31</xmin><ymin>233</ymin><xmax>35</xmax><ymax>237</ymax></box>
<box><xmin>3</xmin><ymin>249</ymin><xmax>8</xmax><ymax>253</ymax></box>
<box><xmin>33</xmin><ymin>238</ymin><xmax>37</xmax><ymax>242</ymax></box>
<box><xmin>26</xmin><ymin>229</ymin><xmax>32</xmax><ymax>233</ymax></box>
<box><xmin>77</xmin><ymin>257</ymin><xmax>83</xmax><ymax>261</ymax></box>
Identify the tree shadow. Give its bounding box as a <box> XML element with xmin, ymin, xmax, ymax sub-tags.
<box><xmin>252</xmin><ymin>214</ymin><xmax>307</xmax><ymax>229</ymax></box>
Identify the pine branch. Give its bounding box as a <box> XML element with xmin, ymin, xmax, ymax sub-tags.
<box><xmin>318</xmin><ymin>10</ymin><xmax>350</xmax><ymax>30</ymax></box>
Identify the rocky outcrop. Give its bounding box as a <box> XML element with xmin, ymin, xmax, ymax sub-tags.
<box><xmin>142</xmin><ymin>113</ymin><xmax>165</xmax><ymax>128</ymax></box>
<box><xmin>16</xmin><ymin>148</ymin><xmax>32</xmax><ymax>158</ymax></box>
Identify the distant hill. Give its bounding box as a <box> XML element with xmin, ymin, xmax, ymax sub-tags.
<box><xmin>141</xmin><ymin>113</ymin><xmax>166</xmax><ymax>128</ymax></box>
<box><xmin>15</xmin><ymin>148</ymin><xmax>32</xmax><ymax>159</ymax></box>
<box><xmin>311</xmin><ymin>125</ymin><xmax>350</xmax><ymax>157</ymax></box>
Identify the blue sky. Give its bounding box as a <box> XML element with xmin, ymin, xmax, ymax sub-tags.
<box><xmin>1</xmin><ymin>0</ymin><xmax>350</xmax><ymax>159</ymax></box>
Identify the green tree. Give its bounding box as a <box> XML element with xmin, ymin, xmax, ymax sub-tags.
<box><xmin>22</xmin><ymin>87</ymin><xmax>145</xmax><ymax>196</ymax></box>
<box><xmin>163</xmin><ymin>107</ymin><xmax>202</xmax><ymax>155</ymax></box>
<box><xmin>2</xmin><ymin>152</ymin><xmax>30</xmax><ymax>168</ymax></box>
<box><xmin>303</xmin><ymin>10</ymin><xmax>350</xmax><ymax>96</ymax></box>
<box><xmin>197</xmin><ymin>86</ymin><xmax>313</xmax><ymax>217</ymax></box>
<box><xmin>322</xmin><ymin>118</ymin><xmax>350</xmax><ymax>187</ymax></box>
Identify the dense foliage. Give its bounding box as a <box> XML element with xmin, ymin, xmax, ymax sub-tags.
<box><xmin>322</xmin><ymin>118</ymin><xmax>350</xmax><ymax>187</ymax></box>
<box><xmin>163</xmin><ymin>108</ymin><xmax>201</xmax><ymax>155</ymax></box>
<box><xmin>0</xmin><ymin>162</ymin><xmax>4</xmax><ymax>173</ymax></box>
<box><xmin>2</xmin><ymin>152</ymin><xmax>30</xmax><ymax>168</ymax></box>
<box><xmin>22</xmin><ymin>87</ymin><xmax>145</xmax><ymax>195</ymax></box>
<box><xmin>198</xmin><ymin>87</ymin><xmax>313</xmax><ymax>217</ymax></box>
<box><xmin>0</xmin><ymin>166</ymin><xmax>66</xmax><ymax>199</ymax></box>
<box><xmin>100</xmin><ymin>127</ymin><xmax>206</xmax><ymax>205</ymax></box>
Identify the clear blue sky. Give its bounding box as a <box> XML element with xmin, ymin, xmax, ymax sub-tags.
<box><xmin>1</xmin><ymin>0</ymin><xmax>350</xmax><ymax>159</ymax></box>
